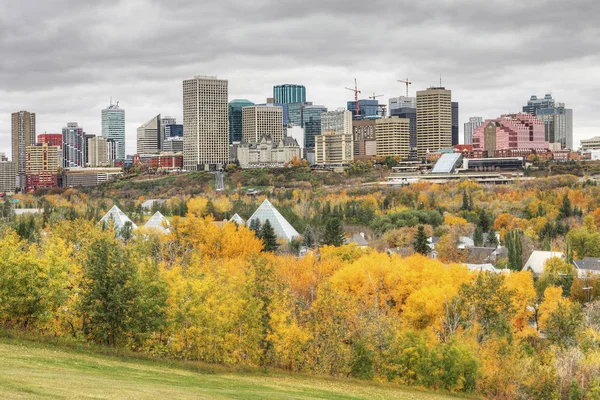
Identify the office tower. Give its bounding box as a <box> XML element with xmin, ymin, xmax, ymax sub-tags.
<box><xmin>464</xmin><ymin>117</ymin><xmax>483</xmax><ymax>145</ymax></box>
<box><xmin>321</xmin><ymin>110</ymin><xmax>353</xmax><ymax>135</ymax></box>
<box><xmin>107</xmin><ymin>139</ymin><xmax>118</xmax><ymax>162</ymax></box>
<box><xmin>273</xmin><ymin>84</ymin><xmax>306</xmax><ymax>104</ymax></box>
<box><xmin>26</xmin><ymin>142</ymin><xmax>59</xmax><ymax>191</ymax></box>
<box><xmin>164</xmin><ymin>124</ymin><xmax>183</xmax><ymax>139</ymax></box>
<box><xmin>183</xmin><ymin>75</ymin><xmax>229</xmax><ymax>170</ymax></box>
<box><xmin>452</xmin><ymin>102</ymin><xmax>459</xmax><ymax>146</ymax></box>
<box><xmin>416</xmin><ymin>87</ymin><xmax>452</xmax><ymax>157</ymax></box>
<box><xmin>163</xmin><ymin>137</ymin><xmax>184</xmax><ymax>153</ymax></box>
<box><xmin>62</xmin><ymin>122</ymin><xmax>86</xmax><ymax>167</ymax></box>
<box><xmin>88</xmin><ymin>136</ymin><xmax>110</xmax><ymax>167</ymax></box>
<box><xmin>375</xmin><ymin>117</ymin><xmax>411</xmax><ymax>158</ymax></box>
<box><xmin>38</xmin><ymin>133</ymin><xmax>64</xmax><ymax>167</ymax></box>
<box><xmin>101</xmin><ymin>102</ymin><xmax>126</xmax><ymax>160</ymax></box>
<box><xmin>581</xmin><ymin>136</ymin><xmax>600</xmax><ymax>151</ymax></box>
<box><xmin>472</xmin><ymin>113</ymin><xmax>548</xmax><ymax>156</ymax></box>
<box><xmin>11</xmin><ymin>111</ymin><xmax>36</xmax><ymax>190</ymax></box>
<box><xmin>137</xmin><ymin>114</ymin><xmax>161</xmax><ymax>154</ymax></box>
<box><xmin>303</xmin><ymin>105</ymin><xmax>328</xmax><ymax>151</ymax></box>
<box><xmin>352</xmin><ymin>120</ymin><xmax>377</xmax><ymax>160</ymax></box>
<box><xmin>315</xmin><ymin>133</ymin><xmax>354</xmax><ymax>164</ymax></box>
<box><xmin>346</xmin><ymin>99</ymin><xmax>378</xmax><ymax>120</ymax></box>
<box><xmin>159</xmin><ymin>116</ymin><xmax>176</xmax><ymax>149</ymax></box>
<box><xmin>0</xmin><ymin>153</ymin><xmax>7</xmax><ymax>162</ymax></box>
<box><xmin>242</xmin><ymin>105</ymin><xmax>283</xmax><ymax>143</ymax></box>
<box><xmin>228</xmin><ymin>99</ymin><xmax>254</xmax><ymax>143</ymax></box>
<box><xmin>391</xmin><ymin>107</ymin><xmax>417</xmax><ymax>152</ymax></box>
<box><xmin>0</xmin><ymin>161</ymin><xmax>16</xmax><ymax>194</ymax></box>
<box><xmin>523</xmin><ymin>94</ymin><xmax>573</xmax><ymax>149</ymax></box>
<box><xmin>388</xmin><ymin>96</ymin><xmax>416</xmax><ymax>112</ymax></box>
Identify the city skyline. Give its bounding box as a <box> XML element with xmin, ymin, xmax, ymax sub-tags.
<box><xmin>1</xmin><ymin>1</ymin><xmax>599</xmax><ymax>157</ymax></box>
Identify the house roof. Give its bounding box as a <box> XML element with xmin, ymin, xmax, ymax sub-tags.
<box><xmin>465</xmin><ymin>247</ymin><xmax>497</xmax><ymax>263</ymax></box>
<box><xmin>144</xmin><ymin>211</ymin><xmax>170</xmax><ymax>233</ymax></box>
<box><xmin>345</xmin><ymin>233</ymin><xmax>369</xmax><ymax>247</ymax></box>
<box><xmin>466</xmin><ymin>264</ymin><xmax>507</xmax><ymax>274</ymax></box>
<box><xmin>574</xmin><ymin>259</ymin><xmax>600</xmax><ymax>272</ymax></box>
<box><xmin>100</xmin><ymin>205</ymin><xmax>138</xmax><ymax>231</ymax></box>
<box><xmin>523</xmin><ymin>251</ymin><xmax>565</xmax><ymax>275</ymax></box>
<box><xmin>246</xmin><ymin>199</ymin><xmax>300</xmax><ymax>241</ymax></box>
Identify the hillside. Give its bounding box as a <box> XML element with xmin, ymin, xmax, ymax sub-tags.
<box><xmin>0</xmin><ymin>339</ymin><xmax>468</xmax><ymax>400</ymax></box>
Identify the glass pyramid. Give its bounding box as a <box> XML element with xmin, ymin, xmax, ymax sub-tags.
<box><xmin>100</xmin><ymin>205</ymin><xmax>138</xmax><ymax>231</ymax></box>
<box><xmin>144</xmin><ymin>211</ymin><xmax>170</xmax><ymax>233</ymax></box>
<box><xmin>229</xmin><ymin>213</ymin><xmax>245</xmax><ymax>225</ymax></box>
<box><xmin>246</xmin><ymin>199</ymin><xmax>300</xmax><ymax>241</ymax></box>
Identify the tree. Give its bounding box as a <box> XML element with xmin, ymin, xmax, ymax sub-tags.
<box><xmin>413</xmin><ymin>225</ymin><xmax>430</xmax><ymax>255</ymax></box>
<box><xmin>485</xmin><ymin>228</ymin><xmax>498</xmax><ymax>247</ymax></box>
<box><xmin>505</xmin><ymin>230</ymin><xmax>523</xmax><ymax>271</ymax></box>
<box><xmin>478</xmin><ymin>209</ymin><xmax>491</xmax><ymax>231</ymax></box>
<box><xmin>303</xmin><ymin>226</ymin><xmax>315</xmax><ymax>248</ymax></box>
<box><xmin>461</xmin><ymin>190</ymin><xmax>470</xmax><ymax>211</ymax></box>
<box><xmin>559</xmin><ymin>192</ymin><xmax>573</xmax><ymax>219</ymax></box>
<box><xmin>260</xmin><ymin>219</ymin><xmax>279</xmax><ymax>252</ymax></box>
<box><xmin>321</xmin><ymin>217</ymin><xmax>345</xmax><ymax>247</ymax></box>
<box><xmin>473</xmin><ymin>226</ymin><xmax>484</xmax><ymax>247</ymax></box>
<box><xmin>249</xmin><ymin>218</ymin><xmax>262</xmax><ymax>235</ymax></box>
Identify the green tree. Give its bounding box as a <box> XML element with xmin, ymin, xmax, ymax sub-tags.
<box><xmin>473</xmin><ymin>226</ymin><xmax>484</xmax><ymax>247</ymax></box>
<box><xmin>249</xmin><ymin>218</ymin><xmax>262</xmax><ymax>235</ymax></box>
<box><xmin>461</xmin><ymin>190</ymin><xmax>471</xmax><ymax>211</ymax></box>
<box><xmin>485</xmin><ymin>228</ymin><xmax>498</xmax><ymax>247</ymax></box>
<box><xmin>321</xmin><ymin>217</ymin><xmax>345</xmax><ymax>247</ymax></box>
<box><xmin>303</xmin><ymin>226</ymin><xmax>315</xmax><ymax>248</ymax></box>
<box><xmin>413</xmin><ymin>225</ymin><xmax>430</xmax><ymax>255</ymax></box>
<box><xmin>545</xmin><ymin>302</ymin><xmax>582</xmax><ymax>348</ymax></box>
<box><xmin>559</xmin><ymin>192</ymin><xmax>573</xmax><ymax>219</ymax></box>
<box><xmin>260</xmin><ymin>219</ymin><xmax>279</xmax><ymax>252</ymax></box>
<box><xmin>505</xmin><ymin>230</ymin><xmax>523</xmax><ymax>271</ymax></box>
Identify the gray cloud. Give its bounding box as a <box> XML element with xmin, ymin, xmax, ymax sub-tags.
<box><xmin>1</xmin><ymin>0</ymin><xmax>599</xmax><ymax>157</ymax></box>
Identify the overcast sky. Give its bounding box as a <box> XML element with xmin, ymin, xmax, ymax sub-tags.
<box><xmin>1</xmin><ymin>0</ymin><xmax>599</xmax><ymax>158</ymax></box>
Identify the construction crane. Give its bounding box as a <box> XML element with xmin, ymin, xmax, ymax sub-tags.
<box><xmin>397</xmin><ymin>78</ymin><xmax>412</xmax><ymax>97</ymax></box>
<box><xmin>345</xmin><ymin>79</ymin><xmax>361</xmax><ymax>118</ymax></box>
<box><xmin>369</xmin><ymin>93</ymin><xmax>384</xmax><ymax>100</ymax></box>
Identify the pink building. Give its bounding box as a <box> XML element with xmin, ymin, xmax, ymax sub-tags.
<box><xmin>473</xmin><ymin>113</ymin><xmax>548</xmax><ymax>157</ymax></box>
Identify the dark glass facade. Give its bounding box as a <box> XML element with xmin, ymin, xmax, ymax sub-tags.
<box><xmin>228</xmin><ymin>99</ymin><xmax>254</xmax><ymax>143</ymax></box>
<box><xmin>347</xmin><ymin>99</ymin><xmax>378</xmax><ymax>120</ymax></box>
<box><xmin>273</xmin><ymin>84</ymin><xmax>306</xmax><ymax>104</ymax></box>
<box><xmin>303</xmin><ymin>106</ymin><xmax>328</xmax><ymax>150</ymax></box>
<box><xmin>165</xmin><ymin>124</ymin><xmax>183</xmax><ymax>138</ymax></box>
<box><xmin>391</xmin><ymin>107</ymin><xmax>417</xmax><ymax>149</ymax></box>
<box><xmin>452</xmin><ymin>102</ymin><xmax>459</xmax><ymax>146</ymax></box>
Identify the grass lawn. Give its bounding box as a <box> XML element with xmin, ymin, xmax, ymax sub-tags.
<box><xmin>0</xmin><ymin>339</ymin><xmax>474</xmax><ymax>400</ymax></box>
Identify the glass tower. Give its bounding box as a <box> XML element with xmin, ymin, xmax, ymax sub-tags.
<box><xmin>228</xmin><ymin>99</ymin><xmax>254</xmax><ymax>143</ymax></box>
<box><xmin>273</xmin><ymin>84</ymin><xmax>306</xmax><ymax>104</ymax></box>
<box><xmin>101</xmin><ymin>103</ymin><xmax>126</xmax><ymax>160</ymax></box>
<box><xmin>347</xmin><ymin>100</ymin><xmax>378</xmax><ymax>120</ymax></box>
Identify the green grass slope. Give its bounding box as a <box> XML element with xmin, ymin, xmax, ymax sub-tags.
<box><xmin>0</xmin><ymin>339</ymin><xmax>472</xmax><ymax>400</ymax></box>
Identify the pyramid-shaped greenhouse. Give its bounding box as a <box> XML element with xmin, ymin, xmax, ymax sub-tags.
<box><xmin>144</xmin><ymin>211</ymin><xmax>170</xmax><ymax>233</ymax></box>
<box><xmin>246</xmin><ymin>199</ymin><xmax>299</xmax><ymax>241</ymax></box>
<box><xmin>229</xmin><ymin>213</ymin><xmax>245</xmax><ymax>225</ymax></box>
<box><xmin>100</xmin><ymin>205</ymin><xmax>138</xmax><ymax>231</ymax></box>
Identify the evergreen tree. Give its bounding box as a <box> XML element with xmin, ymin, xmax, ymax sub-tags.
<box><xmin>461</xmin><ymin>190</ymin><xmax>470</xmax><ymax>211</ymax></box>
<box><xmin>506</xmin><ymin>230</ymin><xmax>523</xmax><ymax>271</ymax></box>
<box><xmin>321</xmin><ymin>217</ymin><xmax>345</xmax><ymax>247</ymax></box>
<box><xmin>559</xmin><ymin>192</ymin><xmax>572</xmax><ymax>218</ymax></box>
<box><xmin>204</xmin><ymin>199</ymin><xmax>216</xmax><ymax>218</ymax></box>
<box><xmin>259</xmin><ymin>219</ymin><xmax>279</xmax><ymax>252</ymax></box>
<box><xmin>537</xmin><ymin>203</ymin><xmax>545</xmax><ymax>217</ymax></box>
<box><xmin>473</xmin><ymin>226</ymin><xmax>484</xmax><ymax>247</ymax></box>
<box><xmin>478</xmin><ymin>209</ymin><xmax>490</xmax><ymax>231</ymax></box>
<box><xmin>413</xmin><ymin>225</ymin><xmax>430</xmax><ymax>255</ymax></box>
<box><xmin>469</xmin><ymin>193</ymin><xmax>474</xmax><ymax>211</ymax></box>
<box><xmin>303</xmin><ymin>226</ymin><xmax>315</xmax><ymax>248</ymax></box>
<box><xmin>485</xmin><ymin>228</ymin><xmax>498</xmax><ymax>247</ymax></box>
<box><xmin>249</xmin><ymin>218</ymin><xmax>262</xmax><ymax>235</ymax></box>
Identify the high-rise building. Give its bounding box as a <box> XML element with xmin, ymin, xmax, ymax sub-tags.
<box><xmin>347</xmin><ymin>99</ymin><xmax>378</xmax><ymax>120</ymax></box>
<box><xmin>452</xmin><ymin>102</ymin><xmax>459</xmax><ymax>146</ymax></box>
<box><xmin>315</xmin><ymin>132</ymin><xmax>354</xmax><ymax>164</ymax></box>
<box><xmin>303</xmin><ymin>105</ymin><xmax>328</xmax><ymax>151</ymax></box>
<box><xmin>137</xmin><ymin>115</ymin><xmax>161</xmax><ymax>154</ymax></box>
<box><xmin>88</xmin><ymin>136</ymin><xmax>111</xmax><ymax>167</ymax></box>
<box><xmin>228</xmin><ymin>99</ymin><xmax>254</xmax><ymax>143</ymax></box>
<box><xmin>242</xmin><ymin>105</ymin><xmax>283</xmax><ymax>143</ymax></box>
<box><xmin>0</xmin><ymin>161</ymin><xmax>15</xmax><ymax>194</ymax></box>
<box><xmin>321</xmin><ymin>110</ymin><xmax>353</xmax><ymax>135</ymax></box>
<box><xmin>464</xmin><ymin>117</ymin><xmax>483</xmax><ymax>145</ymax></box>
<box><xmin>391</xmin><ymin>108</ymin><xmax>417</xmax><ymax>152</ymax></box>
<box><xmin>580</xmin><ymin>136</ymin><xmax>600</xmax><ymax>151</ymax></box>
<box><xmin>11</xmin><ymin>111</ymin><xmax>36</xmax><ymax>190</ymax></box>
<box><xmin>352</xmin><ymin>120</ymin><xmax>377</xmax><ymax>160</ymax></box>
<box><xmin>0</xmin><ymin>153</ymin><xmax>7</xmax><ymax>162</ymax></box>
<box><xmin>62</xmin><ymin>122</ymin><xmax>86</xmax><ymax>167</ymax></box>
<box><xmin>183</xmin><ymin>75</ymin><xmax>229</xmax><ymax>170</ymax></box>
<box><xmin>416</xmin><ymin>87</ymin><xmax>452</xmax><ymax>157</ymax></box>
<box><xmin>163</xmin><ymin>137</ymin><xmax>184</xmax><ymax>153</ymax></box>
<box><xmin>102</xmin><ymin>102</ymin><xmax>126</xmax><ymax>160</ymax></box>
<box><xmin>472</xmin><ymin>113</ymin><xmax>549</xmax><ymax>156</ymax></box>
<box><xmin>159</xmin><ymin>116</ymin><xmax>176</xmax><ymax>150</ymax></box>
<box><xmin>523</xmin><ymin>94</ymin><xmax>573</xmax><ymax>149</ymax></box>
<box><xmin>273</xmin><ymin>84</ymin><xmax>306</xmax><ymax>104</ymax></box>
<box><xmin>165</xmin><ymin>124</ymin><xmax>183</xmax><ymax>139</ymax></box>
<box><xmin>26</xmin><ymin>142</ymin><xmax>59</xmax><ymax>191</ymax></box>
<box><xmin>375</xmin><ymin>117</ymin><xmax>411</xmax><ymax>158</ymax></box>
<box><xmin>388</xmin><ymin>96</ymin><xmax>416</xmax><ymax>113</ymax></box>
<box><xmin>39</xmin><ymin>133</ymin><xmax>64</xmax><ymax>167</ymax></box>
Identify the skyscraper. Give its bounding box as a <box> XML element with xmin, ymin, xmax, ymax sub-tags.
<box><xmin>464</xmin><ymin>117</ymin><xmax>483</xmax><ymax>145</ymax></box>
<box><xmin>375</xmin><ymin>117</ymin><xmax>411</xmax><ymax>158</ymax></box>
<box><xmin>303</xmin><ymin>105</ymin><xmax>328</xmax><ymax>151</ymax></box>
<box><xmin>416</xmin><ymin>87</ymin><xmax>452</xmax><ymax>157</ymax></box>
<box><xmin>523</xmin><ymin>94</ymin><xmax>573</xmax><ymax>149</ymax></box>
<box><xmin>321</xmin><ymin>110</ymin><xmax>353</xmax><ymax>135</ymax></box>
<box><xmin>11</xmin><ymin>111</ymin><xmax>36</xmax><ymax>190</ymax></box>
<box><xmin>26</xmin><ymin>142</ymin><xmax>59</xmax><ymax>191</ymax></box>
<box><xmin>183</xmin><ymin>75</ymin><xmax>229</xmax><ymax>170</ymax></box>
<box><xmin>347</xmin><ymin>99</ymin><xmax>378</xmax><ymax>120</ymax></box>
<box><xmin>137</xmin><ymin>115</ymin><xmax>161</xmax><ymax>154</ymax></box>
<box><xmin>88</xmin><ymin>136</ymin><xmax>111</xmax><ymax>167</ymax></box>
<box><xmin>452</xmin><ymin>102</ymin><xmax>459</xmax><ymax>146</ymax></box>
<box><xmin>273</xmin><ymin>84</ymin><xmax>306</xmax><ymax>104</ymax></box>
<box><xmin>102</xmin><ymin>102</ymin><xmax>126</xmax><ymax>160</ymax></box>
<box><xmin>160</xmin><ymin>116</ymin><xmax>176</xmax><ymax>150</ymax></box>
<box><xmin>242</xmin><ymin>105</ymin><xmax>283</xmax><ymax>143</ymax></box>
<box><xmin>62</xmin><ymin>122</ymin><xmax>86</xmax><ymax>167</ymax></box>
<box><xmin>228</xmin><ymin>99</ymin><xmax>254</xmax><ymax>143</ymax></box>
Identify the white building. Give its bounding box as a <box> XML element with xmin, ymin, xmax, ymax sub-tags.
<box><xmin>237</xmin><ymin>136</ymin><xmax>301</xmax><ymax>169</ymax></box>
<box><xmin>464</xmin><ymin>117</ymin><xmax>483</xmax><ymax>145</ymax></box>
<box><xmin>388</xmin><ymin>96</ymin><xmax>416</xmax><ymax>113</ymax></box>
<box><xmin>163</xmin><ymin>137</ymin><xmax>184</xmax><ymax>153</ymax></box>
<box><xmin>320</xmin><ymin>110</ymin><xmax>353</xmax><ymax>135</ymax></box>
<box><xmin>137</xmin><ymin>115</ymin><xmax>161</xmax><ymax>155</ymax></box>
<box><xmin>286</xmin><ymin>125</ymin><xmax>305</xmax><ymax>153</ymax></box>
<box><xmin>101</xmin><ymin>103</ymin><xmax>125</xmax><ymax>160</ymax></box>
<box><xmin>183</xmin><ymin>75</ymin><xmax>229</xmax><ymax>170</ymax></box>
<box><xmin>242</xmin><ymin>105</ymin><xmax>283</xmax><ymax>143</ymax></box>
